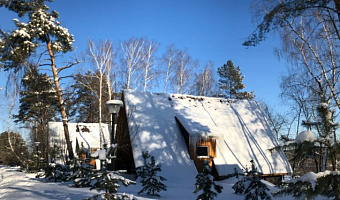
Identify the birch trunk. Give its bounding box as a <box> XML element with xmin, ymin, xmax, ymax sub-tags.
<box><xmin>6</xmin><ymin>76</ymin><xmax>24</xmax><ymax>165</ymax></box>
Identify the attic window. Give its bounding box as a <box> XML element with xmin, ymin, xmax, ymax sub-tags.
<box><xmin>197</xmin><ymin>146</ymin><xmax>209</xmax><ymax>158</ymax></box>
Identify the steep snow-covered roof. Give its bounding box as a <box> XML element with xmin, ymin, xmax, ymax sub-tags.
<box><xmin>48</xmin><ymin>122</ymin><xmax>110</xmax><ymax>154</ymax></box>
<box><xmin>123</xmin><ymin>90</ymin><xmax>292</xmax><ymax>178</ymax></box>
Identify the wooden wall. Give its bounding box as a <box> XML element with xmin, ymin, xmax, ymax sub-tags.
<box><xmin>190</xmin><ymin>136</ymin><xmax>217</xmax><ymax>172</ymax></box>
<box><xmin>189</xmin><ymin>136</ymin><xmax>216</xmax><ymax>159</ymax></box>
<box><xmin>114</xmin><ymin>94</ymin><xmax>136</xmax><ymax>173</ymax></box>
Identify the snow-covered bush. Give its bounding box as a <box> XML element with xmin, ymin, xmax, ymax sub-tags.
<box><xmin>43</xmin><ymin>163</ymin><xmax>72</xmax><ymax>182</ymax></box>
<box><xmin>70</xmin><ymin>162</ymin><xmax>94</xmax><ymax>187</ymax></box>
<box><xmin>89</xmin><ymin>169</ymin><xmax>135</xmax><ymax>196</ymax></box>
<box><xmin>233</xmin><ymin>178</ymin><xmax>250</xmax><ymax>195</ymax></box>
<box><xmin>136</xmin><ymin>151</ymin><xmax>167</xmax><ymax>197</ymax></box>
<box><xmin>244</xmin><ymin>176</ymin><xmax>272</xmax><ymax>200</ymax></box>
<box><xmin>232</xmin><ymin>160</ymin><xmax>272</xmax><ymax>200</ymax></box>
<box><xmin>274</xmin><ymin>170</ymin><xmax>340</xmax><ymax>199</ymax></box>
<box><xmin>295</xmin><ymin>130</ymin><xmax>316</xmax><ymax>143</ymax></box>
<box><xmin>87</xmin><ymin>144</ymin><xmax>136</xmax><ymax>199</ymax></box>
<box><xmin>194</xmin><ymin>160</ymin><xmax>223</xmax><ymax>200</ymax></box>
<box><xmin>86</xmin><ymin>193</ymin><xmax>135</xmax><ymax>200</ymax></box>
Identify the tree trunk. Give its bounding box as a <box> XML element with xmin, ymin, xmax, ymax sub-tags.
<box><xmin>99</xmin><ymin>73</ymin><xmax>103</xmax><ymax>148</ymax></box>
<box><xmin>46</xmin><ymin>36</ymin><xmax>74</xmax><ymax>160</ymax></box>
<box><xmin>6</xmin><ymin>75</ymin><xmax>24</xmax><ymax>165</ymax></box>
<box><xmin>106</xmin><ymin>73</ymin><xmax>112</xmax><ymax>101</ymax></box>
<box><xmin>331</xmin><ymin>147</ymin><xmax>339</xmax><ymax>200</ymax></box>
<box><xmin>334</xmin><ymin>0</ymin><xmax>340</xmax><ymax>28</ymax></box>
<box><xmin>164</xmin><ymin>64</ymin><xmax>170</xmax><ymax>93</ymax></box>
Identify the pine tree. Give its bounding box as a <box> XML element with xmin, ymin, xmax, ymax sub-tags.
<box><xmin>233</xmin><ymin>160</ymin><xmax>272</xmax><ymax>200</ymax></box>
<box><xmin>244</xmin><ymin>175</ymin><xmax>272</xmax><ymax>200</ymax></box>
<box><xmin>90</xmin><ymin>168</ymin><xmax>134</xmax><ymax>195</ymax></box>
<box><xmin>194</xmin><ymin>161</ymin><xmax>223</xmax><ymax>200</ymax></box>
<box><xmin>70</xmin><ymin>71</ymin><xmax>111</xmax><ymax>123</ymax></box>
<box><xmin>14</xmin><ymin>65</ymin><xmax>58</xmax><ymax>123</ymax></box>
<box><xmin>13</xmin><ymin>65</ymin><xmax>58</xmax><ymax>162</ymax></box>
<box><xmin>70</xmin><ymin>161</ymin><xmax>94</xmax><ymax>187</ymax></box>
<box><xmin>232</xmin><ymin>178</ymin><xmax>250</xmax><ymax>195</ymax></box>
<box><xmin>218</xmin><ymin>60</ymin><xmax>254</xmax><ymax>100</ymax></box>
<box><xmin>137</xmin><ymin>151</ymin><xmax>167</xmax><ymax>197</ymax></box>
<box><xmin>0</xmin><ymin>0</ymin><xmax>76</xmax><ymax>160</ymax></box>
<box><xmin>43</xmin><ymin>163</ymin><xmax>72</xmax><ymax>182</ymax></box>
<box><xmin>88</xmin><ymin>144</ymin><xmax>135</xmax><ymax>199</ymax></box>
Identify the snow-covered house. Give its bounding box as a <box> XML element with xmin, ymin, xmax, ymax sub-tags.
<box><xmin>48</xmin><ymin>122</ymin><xmax>110</xmax><ymax>161</ymax></box>
<box><xmin>116</xmin><ymin>90</ymin><xmax>292</xmax><ymax>181</ymax></box>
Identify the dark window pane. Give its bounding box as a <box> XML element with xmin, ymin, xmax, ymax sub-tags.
<box><xmin>197</xmin><ymin>146</ymin><xmax>209</xmax><ymax>157</ymax></box>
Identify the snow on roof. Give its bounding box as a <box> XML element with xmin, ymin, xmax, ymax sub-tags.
<box><xmin>123</xmin><ymin>89</ymin><xmax>292</xmax><ymax>179</ymax></box>
<box><xmin>48</xmin><ymin>122</ymin><xmax>110</xmax><ymax>154</ymax></box>
<box><xmin>208</xmin><ymin>98</ymin><xmax>292</xmax><ymax>176</ymax></box>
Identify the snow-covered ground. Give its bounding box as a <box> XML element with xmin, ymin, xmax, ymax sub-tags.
<box><xmin>1</xmin><ymin>165</ymin><xmax>329</xmax><ymax>200</ymax></box>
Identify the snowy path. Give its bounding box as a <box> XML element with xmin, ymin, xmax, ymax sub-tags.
<box><xmin>0</xmin><ymin>165</ymin><xmax>329</xmax><ymax>200</ymax></box>
<box><xmin>0</xmin><ymin>165</ymin><xmax>240</xmax><ymax>200</ymax></box>
<box><xmin>0</xmin><ymin>166</ymin><xmax>96</xmax><ymax>200</ymax></box>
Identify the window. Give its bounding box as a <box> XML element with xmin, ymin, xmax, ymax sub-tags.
<box><xmin>197</xmin><ymin>146</ymin><xmax>209</xmax><ymax>158</ymax></box>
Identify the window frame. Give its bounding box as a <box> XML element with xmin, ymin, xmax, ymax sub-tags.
<box><xmin>196</xmin><ymin>145</ymin><xmax>209</xmax><ymax>158</ymax></box>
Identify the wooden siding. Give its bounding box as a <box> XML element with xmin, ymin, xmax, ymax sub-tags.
<box><xmin>115</xmin><ymin>95</ymin><xmax>136</xmax><ymax>173</ymax></box>
<box><xmin>189</xmin><ymin>136</ymin><xmax>216</xmax><ymax>159</ymax></box>
<box><xmin>190</xmin><ymin>137</ymin><xmax>217</xmax><ymax>172</ymax></box>
<box><xmin>174</xmin><ymin>116</ymin><xmax>217</xmax><ymax>172</ymax></box>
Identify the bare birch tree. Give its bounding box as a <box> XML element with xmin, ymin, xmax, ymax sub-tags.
<box><xmin>4</xmin><ymin>71</ymin><xmax>25</xmax><ymax>165</ymax></box>
<box><xmin>141</xmin><ymin>40</ymin><xmax>159</xmax><ymax>91</ymax></box>
<box><xmin>81</xmin><ymin>39</ymin><xmax>116</xmax><ymax>147</ymax></box>
<box><xmin>120</xmin><ymin>37</ymin><xmax>145</xmax><ymax>89</ymax></box>
<box><xmin>162</xmin><ymin>44</ymin><xmax>179</xmax><ymax>93</ymax></box>
<box><xmin>193</xmin><ymin>61</ymin><xmax>216</xmax><ymax>96</ymax></box>
<box><xmin>249</xmin><ymin>1</ymin><xmax>340</xmax><ymax>198</ymax></box>
<box><xmin>172</xmin><ymin>49</ymin><xmax>196</xmax><ymax>94</ymax></box>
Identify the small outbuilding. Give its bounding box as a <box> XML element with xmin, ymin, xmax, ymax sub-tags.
<box><xmin>48</xmin><ymin>122</ymin><xmax>110</xmax><ymax>164</ymax></box>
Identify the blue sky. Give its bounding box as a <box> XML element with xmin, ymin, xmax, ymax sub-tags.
<box><xmin>0</xmin><ymin>0</ymin><xmax>288</xmax><ymax>125</ymax></box>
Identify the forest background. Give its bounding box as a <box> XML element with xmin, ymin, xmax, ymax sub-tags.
<box><xmin>0</xmin><ymin>0</ymin><xmax>287</xmax><ymax>139</ymax></box>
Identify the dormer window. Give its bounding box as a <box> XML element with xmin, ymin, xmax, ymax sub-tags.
<box><xmin>197</xmin><ymin>146</ymin><xmax>209</xmax><ymax>158</ymax></box>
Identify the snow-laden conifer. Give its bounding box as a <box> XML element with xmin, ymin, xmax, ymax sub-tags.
<box><xmin>137</xmin><ymin>151</ymin><xmax>167</xmax><ymax>197</ymax></box>
<box><xmin>244</xmin><ymin>176</ymin><xmax>272</xmax><ymax>200</ymax></box>
<box><xmin>274</xmin><ymin>171</ymin><xmax>340</xmax><ymax>199</ymax></box>
<box><xmin>0</xmin><ymin>0</ymin><xmax>76</xmax><ymax>160</ymax></box>
<box><xmin>88</xmin><ymin>144</ymin><xmax>135</xmax><ymax>199</ymax></box>
<box><xmin>194</xmin><ymin>160</ymin><xmax>223</xmax><ymax>200</ymax></box>
<box><xmin>233</xmin><ymin>160</ymin><xmax>272</xmax><ymax>200</ymax></box>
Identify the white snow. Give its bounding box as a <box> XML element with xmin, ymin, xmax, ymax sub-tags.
<box><xmin>300</xmin><ymin>172</ymin><xmax>319</xmax><ymax>190</ymax></box>
<box><xmin>285</xmin><ymin>170</ymin><xmax>336</xmax><ymax>191</ymax></box>
<box><xmin>0</xmin><ymin>165</ymin><xmax>302</xmax><ymax>200</ymax></box>
<box><xmin>48</xmin><ymin>122</ymin><xmax>110</xmax><ymax>158</ymax></box>
<box><xmin>1</xmin><ymin>90</ymin><xmax>300</xmax><ymax>199</ymax></box>
<box><xmin>12</xmin><ymin>29</ymin><xmax>31</xmax><ymax>39</ymax></box>
<box><xmin>123</xmin><ymin>90</ymin><xmax>292</xmax><ymax>179</ymax></box>
<box><xmin>98</xmin><ymin>149</ymin><xmax>107</xmax><ymax>160</ymax></box>
<box><xmin>295</xmin><ymin>130</ymin><xmax>316</xmax><ymax>143</ymax></box>
<box><xmin>0</xmin><ymin>166</ymin><xmax>97</xmax><ymax>200</ymax></box>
